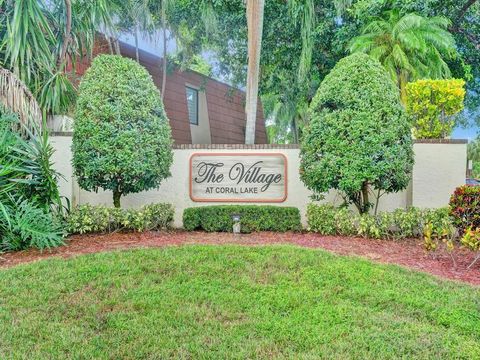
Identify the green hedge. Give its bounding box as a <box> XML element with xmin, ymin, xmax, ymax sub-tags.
<box><xmin>307</xmin><ymin>203</ymin><xmax>453</xmax><ymax>240</ymax></box>
<box><xmin>67</xmin><ymin>203</ymin><xmax>174</xmax><ymax>234</ymax></box>
<box><xmin>183</xmin><ymin>205</ymin><xmax>302</xmax><ymax>233</ymax></box>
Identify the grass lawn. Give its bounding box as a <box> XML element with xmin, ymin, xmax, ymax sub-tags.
<box><xmin>0</xmin><ymin>245</ymin><xmax>479</xmax><ymax>359</ymax></box>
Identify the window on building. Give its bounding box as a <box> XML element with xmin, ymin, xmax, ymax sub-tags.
<box><xmin>186</xmin><ymin>86</ymin><xmax>199</xmax><ymax>125</ymax></box>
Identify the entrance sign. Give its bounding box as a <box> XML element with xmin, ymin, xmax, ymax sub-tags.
<box><xmin>190</xmin><ymin>153</ymin><xmax>287</xmax><ymax>202</ymax></box>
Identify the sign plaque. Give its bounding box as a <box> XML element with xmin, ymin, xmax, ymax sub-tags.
<box><xmin>190</xmin><ymin>153</ymin><xmax>287</xmax><ymax>202</ymax></box>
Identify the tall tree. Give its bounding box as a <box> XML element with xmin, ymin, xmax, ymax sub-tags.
<box><xmin>148</xmin><ymin>0</ymin><xmax>480</xmax><ymax>140</ymax></box>
<box><xmin>349</xmin><ymin>10</ymin><xmax>456</xmax><ymax>103</ymax></box>
<box><xmin>244</xmin><ymin>0</ymin><xmax>265</xmax><ymax>144</ymax></box>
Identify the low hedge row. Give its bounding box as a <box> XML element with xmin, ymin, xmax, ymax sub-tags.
<box><xmin>183</xmin><ymin>205</ymin><xmax>302</xmax><ymax>233</ymax></box>
<box><xmin>307</xmin><ymin>204</ymin><xmax>453</xmax><ymax>240</ymax></box>
<box><xmin>67</xmin><ymin>203</ymin><xmax>174</xmax><ymax>234</ymax></box>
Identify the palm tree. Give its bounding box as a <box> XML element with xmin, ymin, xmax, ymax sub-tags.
<box><xmin>244</xmin><ymin>0</ymin><xmax>265</xmax><ymax>144</ymax></box>
<box><xmin>349</xmin><ymin>10</ymin><xmax>456</xmax><ymax>103</ymax></box>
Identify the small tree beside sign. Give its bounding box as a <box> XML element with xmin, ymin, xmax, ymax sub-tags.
<box><xmin>300</xmin><ymin>53</ymin><xmax>414</xmax><ymax>214</ymax></box>
<box><xmin>73</xmin><ymin>55</ymin><xmax>173</xmax><ymax>208</ymax></box>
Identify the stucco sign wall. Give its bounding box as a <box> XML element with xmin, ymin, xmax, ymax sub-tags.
<box><xmin>189</xmin><ymin>153</ymin><xmax>287</xmax><ymax>202</ymax></box>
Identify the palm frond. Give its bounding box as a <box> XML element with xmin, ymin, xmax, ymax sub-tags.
<box><xmin>0</xmin><ymin>68</ymin><xmax>42</xmax><ymax>132</ymax></box>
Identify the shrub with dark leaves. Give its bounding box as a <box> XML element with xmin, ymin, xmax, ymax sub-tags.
<box><xmin>449</xmin><ymin>185</ymin><xmax>480</xmax><ymax>235</ymax></box>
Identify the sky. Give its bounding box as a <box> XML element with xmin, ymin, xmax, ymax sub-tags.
<box><xmin>122</xmin><ymin>32</ymin><xmax>479</xmax><ymax>142</ymax></box>
<box><xmin>452</xmin><ymin>125</ymin><xmax>478</xmax><ymax>141</ymax></box>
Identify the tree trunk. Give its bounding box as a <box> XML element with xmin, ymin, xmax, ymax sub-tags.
<box><xmin>134</xmin><ymin>24</ymin><xmax>140</xmax><ymax>63</ymax></box>
<box><xmin>106</xmin><ymin>36</ymin><xmax>113</xmax><ymax>54</ymax></box>
<box><xmin>161</xmin><ymin>0</ymin><xmax>167</xmax><ymax>100</ymax></box>
<box><xmin>291</xmin><ymin>117</ymin><xmax>298</xmax><ymax>144</ymax></box>
<box><xmin>361</xmin><ymin>182</ymin><xmax>370</xmax><ymax>214</ymax></box>
<box><xmin>113</xmin><ymin>190</ymin><xmax>121</xmax><ymax>208</ymax></box>
<box><xmin>57</xmin><ymin>0</ymin><xmax>72</xmax><ymax>70</ymax></box>
<box><xmin>244</xmin><ymin>0</ymin><xmax>265</xmax><ymax>144</ymax></box>
<box><xmin>114</xmin><ymin>38</ymin><xmax>121</xmax><ymax>55</ymax></box>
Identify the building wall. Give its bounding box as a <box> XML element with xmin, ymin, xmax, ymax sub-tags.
<box><xmin>50</xmin><ymin>136</ymin><xmax>467</xmax><ymax>228</ymax></box>
<box><xmin>188</xmin><ymin>84</ymin><xmax>212</xmax><ymax>144</ymax></box>
<box><xmin>72</xmin><ymin>37</ymin><xmax>267</xmax><ymax>144</ymax></box>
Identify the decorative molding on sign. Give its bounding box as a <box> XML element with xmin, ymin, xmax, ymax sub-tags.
<box><xmin>175</xmin><ymin>143</ymin><xmax>299</xmax><ymax>149</ymax></box>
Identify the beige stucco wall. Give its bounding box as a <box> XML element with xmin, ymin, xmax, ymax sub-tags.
<box><xmin>50</xmin><ymin>136</ymin><xmax>467</xmax><ymax>227</ymax></box>
<box><xmin>411</xmin><ymin>142</ymin><xmax>467</xmax><ymax>208</ymax></box>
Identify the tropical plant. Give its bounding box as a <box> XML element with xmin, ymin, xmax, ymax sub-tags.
<box><xmin>300</xmin><ymin>53</ymin><xmax>414</xmax><ymax>214</ymax></box>
<box><xmin>461</xmin><ymin>227</ymin><xmax>480</xmax><ymax>269</ymax></box>
<box><xmin>73</xmin><ymin>55</ymin><xmax>173</xmax><ymax>208</ymax></box>
<box><xmin>0</xmin><ymin>106</ymin><xmax>64</xmax><ymax>251</ymax></box>
<box><xmin>406</xmin><ymin>79</ymin><xmax>466</xmax><ymax>139</ymax></box>
<box><xmin>0</xmin><ymin>0</ymin><xmax>117</xmax><ymax>115</ymax></box>
<box><xmin>349</xmin><ymin>10</ymin><xmax>456</xmax><ymax>103</ymax></box>
<box><xmin>449</xmin><ymin>185</ymin><xmax>480</xmax><ymax>236</ymax></box>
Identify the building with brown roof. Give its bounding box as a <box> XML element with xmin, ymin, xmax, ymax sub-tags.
<box><xmin>73</xmin><ymin>38</ymin><xmax>267</xmax><ymax>145</ymax></box>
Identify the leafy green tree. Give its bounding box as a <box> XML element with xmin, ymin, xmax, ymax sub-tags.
<box><xmin>349</xmin><ymin>10</ymin><xmax>456</xmax><ymax>103</ymax></box>
<box><xmin>300</xmin><ymin>53</ymin><xmax>414</xmax><ymax>213</ymax></box>
<box><xmin>73</xmin><ymin>55</ymin><xmax>173</xmax><ymax>208</ymax></box>
<box><xmin>150</xmin><ymin>0</ymin><xmax>480</xmax><ymax>139</ymax></box>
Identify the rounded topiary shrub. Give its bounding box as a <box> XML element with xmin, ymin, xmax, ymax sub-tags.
<box><xmin>300</xmin><ymin>53</ymin><xmax>414</xmax><ymax>213</ymax></box>
<box><xmin>73</xmin><ymin>55</ymin><xmax>173</xmax><ymax>207</ymax></box>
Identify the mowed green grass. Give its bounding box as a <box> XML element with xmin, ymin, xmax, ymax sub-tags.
<box><xmin>0</xmin><ymin>245</ymin><xmax>479</xmax><ymax>359</ymax></box>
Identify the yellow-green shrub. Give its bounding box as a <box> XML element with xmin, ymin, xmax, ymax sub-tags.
<box><xmin>406</xmin><ymin>79</ymin><xmax>465</xmax><ymax>139</ymax></box>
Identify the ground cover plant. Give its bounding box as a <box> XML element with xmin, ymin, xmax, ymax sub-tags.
<box><xmin>67</xmin><ymin>203</ymin><xmax>174</xmax><ymax>234</ymax></box>
<box><xmin>306</xmin><ymin>204</ymin><xmax>453</xmax><ymax>240</ymax></box>
<box><xmin>0</xmin><ymin>245</ymin><xmax>479</xmax><ymax>359</ymax></box>
<box><xmin>183</xmin><ymin>205</ymin><xmax>301</xmax><ymax>233</ymax></box>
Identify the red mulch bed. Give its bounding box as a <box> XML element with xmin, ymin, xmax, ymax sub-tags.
<box><xmin>1</xmin><ymin>231</ymin><xmax>479</xmax><ymax>286</ymax></box>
